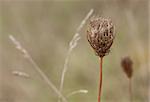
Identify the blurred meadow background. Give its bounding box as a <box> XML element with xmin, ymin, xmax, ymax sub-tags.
<box><xmin>0</xmin><ymin>0</ymin><xmax>149</xmax><ymax>102</ymax></box>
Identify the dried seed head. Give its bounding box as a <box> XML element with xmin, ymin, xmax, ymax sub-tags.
<box><xmin>121</xmin><ymin>56</ymin><xmax>133</xmax><ymax>78</ymax></box>
<box><xmin>87</xmin><ymin>17</ymin><xmax>115</xmax><ymax>57</ymax></box>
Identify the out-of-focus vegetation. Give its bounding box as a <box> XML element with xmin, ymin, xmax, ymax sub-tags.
<box><xmin>0</xmin><ymin>0</ymin><xmax>149</xmax><ymax>102</ymax></box>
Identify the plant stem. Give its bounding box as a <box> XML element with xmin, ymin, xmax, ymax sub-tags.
<box><xmin>129</xmin><ymin>78</ymin><xmax>132</xmax><ymax>102</ymax></box>
<box><xmin>98</xmin><ymin>57</ymin><xmax>103</xmax><ymax>102</ymax></box>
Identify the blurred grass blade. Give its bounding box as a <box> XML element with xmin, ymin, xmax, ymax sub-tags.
<box><xmin>58</xmin><ymin>9</ymin><xmax>94</xmax><ymax>102</ymax></box>
<box><xmin>9</xmin><ymin>35</ymin><xmax>68</xmax><ymax>102</ymax></box>
<box><xmin>12</xmin><ymin>70</ymin><xmax>30</xmax><ymax>78</ymax></box>
<box><xmin>66</xmin><ymin>89</ymin><xmax>88</xmax><ymax>98</ymax></box>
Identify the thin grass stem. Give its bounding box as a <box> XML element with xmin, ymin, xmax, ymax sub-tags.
<box><xmin>58</xmin><ymin>9</ymin><xmax>94</xmax><ymax>102</ymax></box>
<box><xmin>9</xmin><ymin>35</ymin><xmax>68</xmax><ymax>102</ymax></box>
<box><xmin>129</xmin><ymin>78</ymin><xmax>132</xmax><ymax>102</ymax></box>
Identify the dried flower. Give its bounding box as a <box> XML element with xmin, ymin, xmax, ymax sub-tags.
<box><xmin>121</xmin><ymin>56</ymin><xmax>133</xmax><ymax>102</ymax></box>
<box><xmin>87</xmin><ymin>17</ymin><xmax>115</xmax><ymax>57</ymax></box>
<box><xmin>86</xmin><ymin>16</ymin><xmax>115</xmax><ymax>102</ymax></box>
<box><xmin>121</xmin><ymin>56</ymin><xmax>133</xmax><ymax>78</ymax></box>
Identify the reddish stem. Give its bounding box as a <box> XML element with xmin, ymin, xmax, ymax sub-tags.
<box><xmin>98</xmin><ymin>57</ymin><xmax>103</xmax><ymax>102</ymax></box>
<box><xmin>129</xmin><ymin>78</ymin><xmax>132</xmax><ymax>102</ymax></box>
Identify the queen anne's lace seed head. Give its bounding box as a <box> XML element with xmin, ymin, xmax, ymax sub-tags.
<box><xmin>87</xmin><ymin>17</ymin><xmax>115</xmax><ymax>57</ymax></box>
<box><xmin>121</xmin><ymin>56</ymin><xmax>133</xmax><ymax>78</ymax></box>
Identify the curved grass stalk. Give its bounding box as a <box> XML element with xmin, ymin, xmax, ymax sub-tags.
<box><xmin>58</xmin><ymin>9</ymin><xmax>94</xmax><ymax>102</ymax></box>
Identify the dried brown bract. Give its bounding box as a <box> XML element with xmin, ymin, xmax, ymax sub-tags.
<box><xmin>121</xmin><ymin>56</ymin><xmax>133</xmax><ymax>78</ymax></box>
<box><xmin>87</xmin><ymin>17</ymin><xmax>115</xmax><ymax>57</ymax></box>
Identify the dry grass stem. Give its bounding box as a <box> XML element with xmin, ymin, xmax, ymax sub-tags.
<box><xmin>12</xmin><ymin>70</ymin><xmax>30</xmax><ymax>78</ymax></box>
<box><xmin>58</xmin><ymin>9</ymin><xmax>94</xmax><ymax>102</ymax></box>
<box><xmin>66</xmin><ymin>89</ymin><xmax>88</xmax><ymax>98</ymax></box>
<box><xmin>9</xmin><ymin>35</ymin><xmax>68</xmax><ymax>102</ymax></box>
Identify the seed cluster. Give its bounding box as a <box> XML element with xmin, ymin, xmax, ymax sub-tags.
<box><xmin>87</xmin><ymin>17</ymin><xmax>115</xmax><ymax>57</ymax></box>
<box><xmin>121</xmin><ymin>56</ymin><xmax>133</xmax><ymax>78</ymax></box>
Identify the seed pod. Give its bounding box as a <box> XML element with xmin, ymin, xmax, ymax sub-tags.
<box><xmin>87</xmin><ymin>17</ymin><xmax>115</xmax><ymax>57</ymax></box>
<box><xmin>121</xmin><ymin>56</ymin><xmax>133</xmax><ymax>78</ymax></box>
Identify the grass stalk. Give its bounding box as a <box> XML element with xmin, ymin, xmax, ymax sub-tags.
<box><xmin>9</xmin><ymin>35</ymin><xmax>68</xmax><ymax>102</ymax></box>
<box><xmin>129</xmin><ymin>78</ymin><xmax>132</xmax><ymax>102</ymax></box>
<box><xmin>58</xmin><ymin>9</ymin><xmax>94</xmax><ymax>102</ymax></box>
